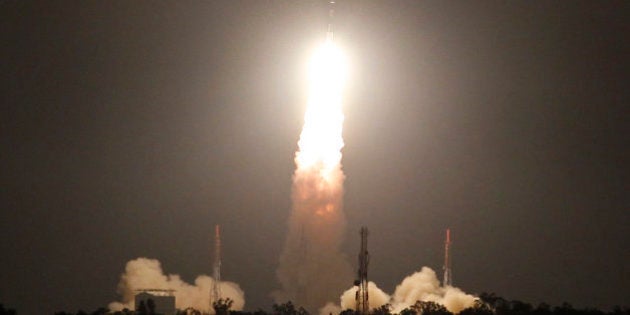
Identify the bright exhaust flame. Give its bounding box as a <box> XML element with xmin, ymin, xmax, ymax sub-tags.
<box><xmin>296</xmin><ymin>41</ymin><xmax>347</xmax><ymax>179</ymax></box>
<box><xmin>275</xmin><ymin>39</ymin><xmax>353</xmax><ymax>311</ymax></box>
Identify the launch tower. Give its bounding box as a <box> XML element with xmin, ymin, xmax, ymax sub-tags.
<box><xmin>355</xmin><ymin>227</ymin><xmax>369</xmax><ymax>315</ymax></box>
<box><xmin>442</xmin><ymin>228</ymin><xmax>452</xmax><ymax>287</ymax></box>
<box><xmin>211</xmin><ymin>225</ymin><xmax>222</xmax><ymax>309</ymax></box>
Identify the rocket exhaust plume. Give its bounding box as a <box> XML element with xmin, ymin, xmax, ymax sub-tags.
<box><xmin>274</xmin><ymin>29</ymin><xmax>353</xmax><ymax>311</ymax></box>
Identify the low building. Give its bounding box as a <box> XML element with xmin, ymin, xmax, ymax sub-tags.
<box><xmin>134</xmin><ymin>289</ymin><xmax>176</xmax><ymax>315</ymax></box>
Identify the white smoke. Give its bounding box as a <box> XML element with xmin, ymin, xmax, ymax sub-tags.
<box><xmin>339</xmin><ymin>281</ymin><xmax>391</xmax><ymax>311</ymax></box>
<box><xmin>391</xmin><ymin>267</ymin><xmax>475</xmax><ymax>313</ymax></box>
<box><xmin>325</xmin><ymin>267</ymin><xmax>475</xmax><ymax>315</ymax></box>
<box><xmin>108</xmin><ymin>257</ymin><xmax>245</xmax><ymax>313</ymax></box>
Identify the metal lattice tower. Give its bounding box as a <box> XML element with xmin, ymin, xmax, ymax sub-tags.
<box><xmin>355</xmin><ymin>226</ymin><xmax>369</xmax><ymax>315</ymax></box>
<box><xmin>211</xmin><ymin>225</ymin><xmax>222</xmax><ymax>310</ymax></box>
<box><xmin>443</xmin><ymin>228</ymin><xmax>452</xmax><ymax>287</ymax></box>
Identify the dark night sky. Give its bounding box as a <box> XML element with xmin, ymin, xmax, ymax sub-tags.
<box><xmin>1</xmin><ymin>1</ymin><xmax>628</xmax><ymax>314</ymax></box>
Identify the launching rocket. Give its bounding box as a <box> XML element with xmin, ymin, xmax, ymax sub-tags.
<box><xmin>327</xmin><ymin>1</ymin><xmax>335</xmax><ymax>41</ymax></box>
<box><xmin>275</xmin><ymin>0</ymin><xmax>351</xmax><ymax>309</ymax></box>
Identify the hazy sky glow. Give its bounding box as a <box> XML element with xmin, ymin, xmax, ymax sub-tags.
<box><xmin>1</xmin><ymin>1</ymin><xmax>628</xmax><ymax>314</ymax></box>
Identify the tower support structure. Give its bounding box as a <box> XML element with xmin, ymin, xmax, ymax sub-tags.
<box><xmin>443</xmin><ymin>228</ymin><xmax>452</xmax><ymax>287</ymax></box>
<box><xmin>211</xmin><ymin>225</ymin><xmax>222</xmax><ymax>310</ymax></box>
<box><xmin>355</xmin><ymin>226</ymin><xmax>369</xmax><ymax>315</ymax></box>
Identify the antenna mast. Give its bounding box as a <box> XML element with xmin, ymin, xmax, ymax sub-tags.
<box><xmin>443</xmin><ymin>228</ymin><xmax>452</xmax><ymax>287</ymax></box>
<box><xmin>211</xmin><ymin>225</ymin><xmax>222</xmax><ymax>309</ymax></box>
<box><xmin>355</xmin><ymin>226</ymin><xmax>369</xmax><ymax>315</ymax></box>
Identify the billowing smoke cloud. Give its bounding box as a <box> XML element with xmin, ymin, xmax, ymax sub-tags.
<box><xmin>327</xmin><ymin>267</ymin><xmax>475</xmax><ymax>315</ymax></box>
<box><xmin>391</xmin><ymin>267</ymin><xmax>475</xmax><ymax>313</ymax></box>
<box><xmin>274</xmin><ymin>40</ymin><xmax>353</xmax><ymax>311</ymax></box>
<box><xmin>340</xmin><ymin>281</ymin><xmax>391</xmax><ymax>311</ymax></box>
<box><xmin>109</xmin><ymin>257</ymin><xmax>245</xmax><ymax>313</ymax></box>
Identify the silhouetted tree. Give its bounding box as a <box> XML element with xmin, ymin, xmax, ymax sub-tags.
<box><xmin>233</xmin><ymin>308</ymin><xmax>271</xmax><ymax>315</ymax></box>
<box><xmin>214</xmin><ymin>298</ymin><xmax>235</xmax><ymax>315</ymax></box>
<box><xmin>582</xmin><ymin>307</ymin><xmax>606</xmax><ymax>315</ymax></box>
<box><xmin>410</xmin><ymin>301</ymin><xmax>452</xmax><ymax>315</ymax></box>
<box><xmin>339</xmin><ymin>309</ymin><xmax>355</xmax><ymax>315</ymax></box>
<box><xmin>272</xmin><ymin>301</ymin><xmax>309</xmax><ymax>315</ymax></box>
<box><xmin>399</xmin><ymin>308</ymin><xmax>417</xmax><ymax>315</ymax></box>
<box><xmin>510</xmin><ymin>300</ymin><xmax>533</xmax><ymax>315</ymax></box>
<box><xmin>90</xmin><ymin>307</ymin><xmax>108</xmax><ymax>315</ymax></box>
<box><xmin>479</xmin><ymin>293</ymin><xmax>509</xmax><ymax>315</ymax></box>
<box><xmin>9</xmin><ymin>297</ymin><xmax>630</xmax><ymax>315</ymax></box>
<box><xmin>112</xmin><ymin>308</ymin><xmax>134</xmax><ymax>315</ymax></box>
<box><xmin>460</xmin><ymin>300</ymin><xmax>494</xmax><ymax>315</ymax></box>
<box><xmin>610</xmin><ymin>306</ymin><xmax>630</xmax><ymax>315</ymax></box>
<box><xmin>479</xmin><ymin>293</ymin><xmax>504</xmax><ymax>308</ymax></box>
<box><xmin>553</xmin><ymin>302</ymin><xmax>577</xmax><ymax>315</ymax></box>
<box><xmin>1</xmin><ymin>305</ymin><xmax>16</xmax><ymax>315</ymax></box>
<box><xmin>0</xmin><ymin>304</ymin><xmax>12</xmax><ymax>315</ymax></box>
<box><xmin>373</xmin><ymin>304</ymin><xmax>393</xmax><ymax>315</ymax></box>
<box><xmin>534</xmin><ymin>303</ymin><xmax>552</xmax><ymax>315</ymax></box>
<box><xmin>180</xmin><ymin>307</ymin><xmax>202</xmax><ymax>315</ymax></box>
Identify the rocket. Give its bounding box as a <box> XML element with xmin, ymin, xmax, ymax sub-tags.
<box><xmin>327</xmin><ymin>1</ymin><xmax>335</xmax><ymax>41</ymax></box>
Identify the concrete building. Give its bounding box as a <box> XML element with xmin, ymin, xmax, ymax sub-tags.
<box><xmin>134</xmin><ymin>289</ymin><xmax>176</xmax><ymax>315</ymax></box>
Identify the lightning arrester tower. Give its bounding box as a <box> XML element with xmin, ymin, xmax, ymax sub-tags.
<box><xmin>355</xmin><ymin>226</ymin><xmax>369</xmax><ymax>315</ymax></box>
<box><xmin>211</xmin><ymin>224</ymin><xmax>222</xmax><ymax>310</ymax></box>
<box><xmin>443</xmin><ymin>228</ymin><xmax>452</xmax><ymax>287</ymax></box>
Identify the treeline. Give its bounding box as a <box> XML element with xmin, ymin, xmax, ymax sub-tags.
<box><xmin>1</xmin><ymin>293</ymin><xmax>629</xmax><ymax>315</ymax></box>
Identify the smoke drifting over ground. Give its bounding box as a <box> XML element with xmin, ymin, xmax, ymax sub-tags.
<box><xmin>274</xmin><ymin>41</ymin><xmax>353</xmax><ymax>311</ymax></box>
<box><xmin>332</xmin><ymin>267</ymin><xmax>475</xmax><ymax>315</ymax></box>
<box><xmin>109</xmin><ymin>258</ymin><xmax>245</xmax><ymax>313</ymax></box>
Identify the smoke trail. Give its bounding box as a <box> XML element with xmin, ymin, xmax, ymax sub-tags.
<box><xmin>274</xmin><ymin>40</ymin><xmax>353</xmax><ymax>311</ymax></box>
<box><xmin>109</xmin><ymin>257</ymin><xmax>245</xmax><ymax>313</ymax></box>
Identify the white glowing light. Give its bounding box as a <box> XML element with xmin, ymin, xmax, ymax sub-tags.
<box><xmin>295</xmin><ymin>39</ymin><xmax>347</xmax><ymax>180</ymax></box>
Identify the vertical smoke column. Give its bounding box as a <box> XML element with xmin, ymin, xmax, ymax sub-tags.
<box><xmin>275</xmin><ymin>30</ymin><xmax>353</xmax><ymax>311</ymax></box>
